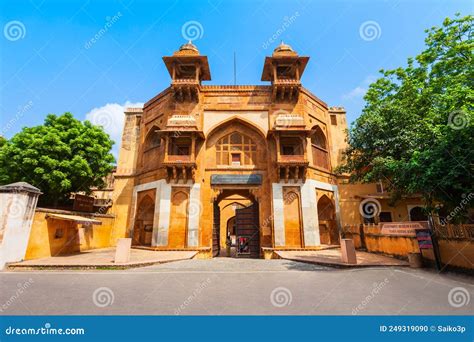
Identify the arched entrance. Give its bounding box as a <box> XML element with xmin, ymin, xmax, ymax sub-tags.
<box><xmin>133</xmin><ymin>195</ymin><xmax>155</xmax><ymax>246</ymax></box>
<box><xmin>212</xmin><ymin>189</ymin><xmax>260</xmax><ymax>258</ymax></box>
<box><xmin>409</xmin><ymin>206</ymin><xmax>428</xmax><ymax>221</ymax></box>
<box><xmin>318</xmin><ymin>195</ymin><xmax>339</xmax><ymax>245</ymax></box>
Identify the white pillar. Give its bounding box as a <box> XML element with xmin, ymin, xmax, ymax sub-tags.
<box><xmin>0</xmin><ymin>182</ymin><xmax>41</xmax><ymax>269</ymax></box>
<box><xmin>272</xmin><ymin>183</ymin><xmax>285</xmax><ymax>246</ymax></box>
<box><xmin>156</xmin><ymin>182</ymin><xmax>172</xmax><ymax>246</ymax></box>
<box><xmin>301</xmin><ymin>181</ymin><xmax>320</xmax><ymax>246</ymax></box>
<box><xmin>187</xmin><ymin>183</ymin><xmax>201</xmax><ymax>247</ymax></box>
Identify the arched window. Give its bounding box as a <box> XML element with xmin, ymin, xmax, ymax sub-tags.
<box><xmin>317</xmin><ymin>195</ymin><xmax>335</xmax><ymax>221</ymax></box>
<box><xmin>311</xmin><ymin>126</ymin><xmax>329</xmax><ymax>170</ymax></box>
<box><xmin>410</xmin><ymin>206</ymin><xmax>428</xmax><ymax>221</ymax></box>
<box><xmin>144</xmin><ymin>129</ymin><xmax>161</xmax><ymax>151</ymax></box>
<box><xmin>216</xmin><ymin>132</ymin><xmax>257</xmax><ymax>166</ymax></box>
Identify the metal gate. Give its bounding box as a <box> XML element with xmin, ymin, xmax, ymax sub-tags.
<box><xmin>212</xmin><ymin>201</ymin><xmax>220</xmax><ymax>257</ymax></box>
<box><xmin>235</xmin><ymin>202</ymin><xmax>260</xmax><ymax>258</ymax></box>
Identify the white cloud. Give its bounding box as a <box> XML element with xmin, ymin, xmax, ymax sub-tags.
<box><xmin>85</xmin><ymin>101</ymin><xmax>143</xmax><ymax>159</ymax></box>
<box><xmin>342</xmin><ymin>86</ymin><xmax>367</xmax><ymax>100</ymax></box>
<box><xmin>342</xmin><ymin>75</ymin><xmax>377</xmax><ymax>100</ymax></box>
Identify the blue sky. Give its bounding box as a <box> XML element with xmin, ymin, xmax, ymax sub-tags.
<box><xmin>1</xmin><ymin>0</ymin><xmax>471</xmax><ymax>157</ymax></box>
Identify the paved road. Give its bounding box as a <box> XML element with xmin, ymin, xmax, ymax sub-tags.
<box><xmin>0</xmin><ymin>258</ymin><xmax>473</xmax><ymax>315</ymax></box>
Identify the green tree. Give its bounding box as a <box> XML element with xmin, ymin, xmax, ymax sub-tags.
<box><xmin>340</xmin><ymin>14</ymin><xmax>473</xmax><ymax>221</ymax></box>
<box><xmin>0</xmin><ymin>112</ymin><xmax>115</xmax><ymax>206</ymax></box>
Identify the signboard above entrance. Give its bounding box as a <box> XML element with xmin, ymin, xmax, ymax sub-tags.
<box><xmin>211</xmin><ymin>174</ymin><xmax>262</xmax><ymax>185</ymax></box>
<box><xmin>380</xmin><ymin>221</ymin><xmax>429</xmax><ymax>236</ymax></box>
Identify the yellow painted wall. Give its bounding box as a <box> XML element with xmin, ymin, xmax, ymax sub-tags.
<box><xmin>25</xmin><ymin>209</ymin><xmax>116</xmax><ymax>260</ymax></box>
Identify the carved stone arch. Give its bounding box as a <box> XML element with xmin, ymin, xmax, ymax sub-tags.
<box><xmin>317</xmin><ymin>194</ymin><xmax>339</xmax><ymax>245</ymax></box>
<box><xmin>283</xmin><ymin>187</ymin><xmax>303</xmax><ymax>248</ymax></box>
<box><xmin>310</xmin><ymin>125</ymin><xmax>327</xmax><ymax>149</ymax></box>
<box><xmin>133</xmin><ymin>194</ymin><xmax>156</xmax><ymax>246</ymax></box>
<box><xmin>143</xmin><ymin>125</ymin><xmax>162</xmax><ymax>150</ymax></box>
<box><xmin>206</xmin><ymin>116</ymin><xmax>267</xmax><ymax>143</ymax></box>
<box><xmin>206</xmin><ymin>119</ymin><xmax>267</xmax><ymax>168</ymax></box>
<box><xmin>310</xmin><ymin>125</ymin><xmax>330</xmax><ymax>170</ymax></box>
<box><xmin>317</xmin><ymin>194</ymin><xmax>335</xmax><ymax>221</ymax></box>
<box><xmin>141</xmin><ymin>125</ymin><xmax>163</xmax><ymax>169</ymax></box>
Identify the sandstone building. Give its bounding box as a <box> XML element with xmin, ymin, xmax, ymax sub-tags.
<box><xmin>110</xmin><ymin>41</ymin><xmax>425</xmax><ymax>258</ymax></box>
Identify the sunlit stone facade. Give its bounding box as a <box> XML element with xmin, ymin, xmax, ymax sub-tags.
<box><xmin>111</xmin><ymin>42</ymin><xmax>421</xmax><ymax>258</ymax></box>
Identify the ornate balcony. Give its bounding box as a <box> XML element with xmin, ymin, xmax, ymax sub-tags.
<box><xmin>271</xmin><ymin>79</ymin><xmax>301</xmax><ymax>101</ymax></box>
<box><xmin>277</xmin><ymin>154</ymin><xmax>308</xmax><ymax>183</ymax></box>
<box><xmin>171</xmin><ymin>78</ymin><xmax>200</xmax><ymax>101</ymax></box>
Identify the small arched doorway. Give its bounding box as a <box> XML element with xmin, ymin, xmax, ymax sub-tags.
<box><xmin>283</xmin><ymin>188</ymin><xmax>304</xmax><ymax>248</ymax></box>
<box><xmin>168</xmin><ymin>190</ymin><xmax>189</xmax><ymax>248</ymax></box>
<box><xmin>409</xmin><ymin>206</ymin><xmax>428</xmax><ymax>221</ymax></box>
<box><xmin>133</xmin><ymin>195</ymin><xmax>155</xmax><ymax>246</ymax></box>
<box><xmin>318</xmin><ymin>195</ymin><xmax>339</xmax><ymax>245</ymax></box>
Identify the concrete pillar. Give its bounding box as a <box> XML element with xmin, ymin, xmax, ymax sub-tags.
<box><xmin>0</xmin><ymin>182</ymin><xmax>41</xmax><ymax>269</ymax></box>
<box><xmin>187</xmin><ymin>183</ymin><xmax>201</xmax><ymax>247</ymax></box>
<box><xmin>156</xmin><ymin>182</ymin><xmax>171</xmax><ymax>246</ymax></box>
<box><xmin>301</xmin><ymin>181</ymin><xmax>320</xmax><ymax>246</ymax></box>
<box><xmin>271</xmin><ymin>183</ymin><xmax>285</xmax><ymax>247</ymax></box>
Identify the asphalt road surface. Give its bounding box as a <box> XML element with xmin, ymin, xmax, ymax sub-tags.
<box><xmin>1</xmin><ymin>258</ymin><xmax>473</xmax><ymax>315</ymax></box>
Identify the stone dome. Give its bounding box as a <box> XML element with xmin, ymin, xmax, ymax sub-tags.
<box><xmin>174</xmin><ymin>41</ymin><xmax>200</xmax><ymax>55</ymax></box>
<box><xmin>273</xmin><ymin>41</ymin><xmax>297</xmax><ymax>56</ymax></box>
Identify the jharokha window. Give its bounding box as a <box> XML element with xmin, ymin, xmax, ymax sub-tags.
<box><xmin>216</xmin><ymin>132</ymin><xmax>257</xmax><ymax>166</ymax></box>
<box><xmin>311</xmin><ymin>126</ymin><xmax>330</xmax><ymax>170</ymax></box>
<box><xmin>280</xmin><ymin>137</ymin><xmax>303</xmax><ymax>155</ymax></box>
<box><xmin>169</xmin><ymin>136</ymin><xmax>191</xmax><ymax>155</ymax></box>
